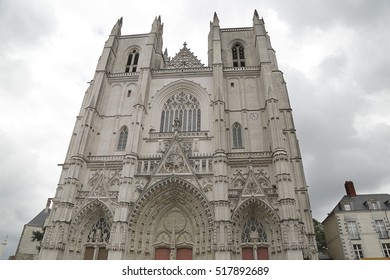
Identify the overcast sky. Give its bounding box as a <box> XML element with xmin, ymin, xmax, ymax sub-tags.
<box><xmin>1</xmin><ymin>0</ymin><xmax>390</xmax><ymax>259</ymax></box>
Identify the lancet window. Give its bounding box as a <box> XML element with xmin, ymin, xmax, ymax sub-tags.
<box><xmin>232</xmin><ymin>44</ymin><xmax>245</xmax><ymax>67</ymax></box>
<box><xmin>232</xmin><ymin>122</ymin><xmax>243</xmax><ymax>148</ymax></box>
<box><xmin>84</xmin><ymin>218</ymin><xmax>111</xmax><ymax>260</ymax></box>
<box><xmin>125</xmin><ymin>49</ymin><xmax>140</xmax><ymax>73</ymax></box>
<box><xmin>117</xmin><ymin>126</ymin><xmax>128</xmax><ymax>150</ymax></box>
<box><xmin>160</xmin><ymin>92</ymin><xmax>201</xmax><ymax>132</ymax></box>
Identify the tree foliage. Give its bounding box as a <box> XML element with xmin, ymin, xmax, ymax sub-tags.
<box><xmin>31</xmin><ymin>230</ymin><xmax>44</xmax><ymax>242</ymax></box>
<box><xmin>313</xmin><ymin>219</ymin><xmax>327</xmax><ymax>254</ymax></box>
<box><xmin>31</xmin><ymin>230</ymin><xmax>44</xmax><ymax>252</ymax></box>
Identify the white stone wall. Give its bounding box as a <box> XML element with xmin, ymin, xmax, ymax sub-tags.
<box><xmin>39</xmin><ymin>14</ymin><xmax>317</xmax><ymax>260</ymax></box>
<box><xmin>15</xmin><ymin>225</ymin><xmax>42</xmax><ymax>260</ymax></box>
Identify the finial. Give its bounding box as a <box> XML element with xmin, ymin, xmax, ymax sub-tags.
<box><xmin>213</xmin><ymin>12</ymin><xmax>220</xmax><ymax>24</ymax></box>
<box><xmin>151</xmin><ymin>16</ymin><xmax>159</xmax><ymax>31</ymax></box>
<box><xmin>183</xmin><ymin>42</ymin><xmax>187</xmax><ymax>48</ymax></box>
<box><xmin>253</xmin><ymin>9</ymin><xmax>260</xmax><ymax>23</ymax></box>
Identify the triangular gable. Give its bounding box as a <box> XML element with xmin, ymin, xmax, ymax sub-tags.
<box><xmin>241</xmin><ymin>170</ymin><xmax>267</xmax><ymax>197</ymax></box>
<box><xmin>153</xmin><ymin>135</ymin><xmax>194</xmax><ymax>176</ymax></box>
<box><xmin>165</xmin><ymin>42</ymin><xmax>204</xmax><ymax>69</ymax></box>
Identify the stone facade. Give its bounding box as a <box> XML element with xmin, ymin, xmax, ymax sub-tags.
<box><xmin>323</xmin><ymin>181</ymin><xmax>390</xmax><ymax>260</ymax></box>
<box><xmin>39</xmin><ymin>11</ymin><xmax>318</xmax><ymax>260</ymax></box>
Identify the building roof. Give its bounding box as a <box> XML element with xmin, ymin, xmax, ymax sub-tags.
<box><xmin>335</xmin><ymin>194</ymin><xmax>390</xmax><ymax>212</ymax></box>
<box><xmin>26</xmin><ymin>209</ymin><xmax>50</xmax><ymax>227</ymax></box>
<box><xmin>323</xmin><ymin>193</ymin><xmax>390</xmax><ymax>223</ymax></box>
<box><xmin>322</xmin><ymin>181</ymin><xmax>390</xmax><ymax>224</ymax></box>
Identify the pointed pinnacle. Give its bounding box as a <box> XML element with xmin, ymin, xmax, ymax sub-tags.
<box><xmin>213</xmin><ymin>12</ymin><xmax>219</xmax><ymax>24</ymax></box>
<box><xmin>253</xmin><ymin>9</ymin><xmax>260</xmax><ymax>23</ymax></box>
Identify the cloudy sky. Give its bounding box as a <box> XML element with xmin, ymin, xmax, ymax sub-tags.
<box><xmin>1</xmin><ymin>0</ymin><xmax>390</xmax><ymax>259</ymax></box>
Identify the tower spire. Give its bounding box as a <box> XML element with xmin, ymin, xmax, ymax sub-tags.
<box><xmin>151</xmin><ymin>15</ymin><xmax>162</xmax><ymax>32</ymax></box>
<box><xmin>110</xmin><ymin>17</ymin><xmax>123</xmax><ymax>36</ymax></box>
<box><xmin>253</xmin><ymin>9</ymin><xmax>260</xmax><ymax>24</ymax></box>
<box><xmin>213</xmin><ymin>12</ymin><xmax>220</xmax><ymax>25</ymax></box>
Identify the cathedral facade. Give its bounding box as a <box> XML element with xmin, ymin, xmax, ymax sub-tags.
<box><xmin>39</xmin><ymin>11</ymin><xmax>318</xmax><ymax>260</ymax></box>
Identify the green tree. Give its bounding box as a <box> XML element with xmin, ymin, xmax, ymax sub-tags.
<box><xmin>31</xmin><ymin>230</ymin><xmax>44</xmax><ymax>252</ymax></box>
<box><xmin>313</xmin><ymin>219</ymin><xmax>327</xmax><ymax>254</ymax></box>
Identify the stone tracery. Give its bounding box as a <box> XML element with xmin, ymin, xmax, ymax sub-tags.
<box><xmin>127</xmin><ymin>177</ymin><xmax>213</xmax><ymax>259</ymax></box>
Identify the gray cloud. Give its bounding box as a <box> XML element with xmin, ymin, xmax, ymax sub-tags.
<box><xmin>270</xmin><ymin>0</ymin><xmax>390</xmax><ymax>30</ymax></box>
<box><xmin>0</xmin><ymin>0</ymin><xmax>57</xmax><ymax>49</ymax></box>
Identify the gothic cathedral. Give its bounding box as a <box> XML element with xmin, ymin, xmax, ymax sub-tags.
<box><xmin>39</xmin><ymin>11</ymin><xmax>318</xmax><ymax>260</ymax></box>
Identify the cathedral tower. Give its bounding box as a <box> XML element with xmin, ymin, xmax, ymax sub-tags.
<box><xmin>39</xmin><ymin>11</ymin><xmax>318</xmax><ymax>260</ymax></box>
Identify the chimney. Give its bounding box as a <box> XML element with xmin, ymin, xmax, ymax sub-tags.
<box><xmin>345</xmin><ymin>181</ymin><xmax>357</xmax><ymax>197</ymax></box>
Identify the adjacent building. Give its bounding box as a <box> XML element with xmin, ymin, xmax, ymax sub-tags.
<box><xmin>14</xmin><ymin>207</ymin><xmax>50</xmax><ymax>260</ymax></box>
<box><xmin>323</xmin><ymin>181</ymin><xmax>390</xmax><ymax>260</ymax></box>
<box><xmin>38</xmin><ymin>11</ymin><xmax>317</xmax><ymax>260</ymax></box>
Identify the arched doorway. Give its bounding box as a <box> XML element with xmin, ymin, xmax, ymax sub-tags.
<box><xmin>127</xmin><ymin>177</ymin><xmax>213</xmax><ymax>260</ymax></box>
<box><xmin>67</xmin><ymin>200</ymin><xmax>113</xmax><ymax>260</ymax></box>
<box><xmin>231</xmin><ymin>198</ymin><xmax>280</xmax><ymax>260</ymax></box>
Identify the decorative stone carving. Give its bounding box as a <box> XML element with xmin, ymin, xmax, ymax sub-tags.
<box><xmin>164</xmin><ymin>42</ymin><xmax>204</xmax><ymax>69</ymax></box>
<box><xmin>202</xmin><ymin>178</ymin><xmax>213</xmax><ymax>192</ymax></box>
<box><xmin>163</xmin><ymin>211</ymin><xmax>187</xmax><ymax>232</ymax></box>
<box><xmin>86</xmin><ymin>218</ymin><xmax>111</xmax><ymax>243</ymax></box>
<box><xmin>165</xmin><ymin>152</ymin><xmax>185</xmax><ymax>173</ymax></box>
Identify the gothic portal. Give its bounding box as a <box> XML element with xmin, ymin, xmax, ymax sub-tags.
<box><xmin>39</xmin><ymin>11</ymin><xmax>318</xmax><ymax>260</ymax></box>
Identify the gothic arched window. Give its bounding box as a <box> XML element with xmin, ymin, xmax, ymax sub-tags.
<box><xmin>232</xmin><ymin>44</ymin><xmax>245</xmax><ymax>67</ymax></box>
<box><xmin>117</xmin><ymin>126</ymin><xmax>128</xmax><ymax>150</ymax></box>
<box><xmin>125</xmin><ymin>49</ymin><xmax>140</xmax><ymax>73</ymax></box>
<box><xmin>241</xmin><ymin>217</ymin><xmax>269</xmax><ymax>260</ymax></box>
<box><xmin>241</xmin><ymin>217</ymin><xmax>267</xmax><ymax>243</ymax></box>
<box><xmin>159</xmin><ymin>92</ymin><xmax>201</xmax><ymax>132</ymax></box>
<box><xmin>232</xmin><ymin>122</ymin><xmax>243</xmax><ymax>148</ymax></box>
<box><xmin>84</xmin><ymin>218</ymin><xmax>111</xmax><ymax>260</ymax></box>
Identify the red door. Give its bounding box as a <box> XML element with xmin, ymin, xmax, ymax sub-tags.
<box><xmin>257</xmin><ymin>247</ymin><xmax>269</xmax><ymax>260</ymax></box>
<box><xmin>176</xmin><ymin>248</ymin><xmax>192</xmax><ymax>260</ymax></box>
<box><xmin>97</xmin><ymin>247</ymin><xmax>108</xmax><ymax>260</ymax></box>
<box><xmin>155</xmin><ymin>248</ymin><xmax>170</xmax><ymax>260</ymax></box>
<box><xmin>242</xmin><ymin>247</ymin><xmax>254</xmax><ymax>260</ymax></box>
<box><xmin>84</xmin><ymin>247</ymin><xmax>94</xmax><ymax>260</ymax></box>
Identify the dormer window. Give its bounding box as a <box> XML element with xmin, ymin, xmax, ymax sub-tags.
<box><xmin>343</xmin><ymin>203</ymin><xmax>351</xmax><ymax>211</ymax></box>
<box><xmin>368</xmin><ymin>201</ymin><xmax>381</xmax><ymax>210</ymax></box>
<box><xmin>232</xmin><ymin>44</ymin><xmax>245</xmax><ymax>67</ymax></box>
<box><xmin>125</xmin><ymin>49</ymin><xmax>140</xmax><ymax>73</ymax></box>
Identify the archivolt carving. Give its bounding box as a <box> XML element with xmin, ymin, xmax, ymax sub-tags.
<box><xmin>69</xmin><ymin>199</ymin><xmax>113</xmax><ymax>243</ymax></box>
<box><xmin>231</xmin><ymin>197</ymin><xmax>281</xmax><ymax>255</ymax></box>
<box><xmin>129</xmin><ymin>176</ymin><xmax>213</xmax><ymax>227</ymax></box>
<box><xmin>127</xmin><ymin>176</ymin><xmax>213</xmax><ymax>259</ymax></box>
<box><xmin>232</xmin><ymin>197</ymin><xmax>279</xmax><ymax>226</ymax></box>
